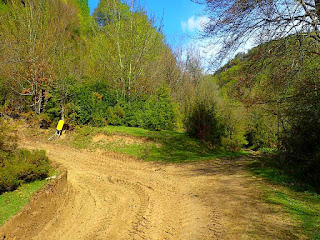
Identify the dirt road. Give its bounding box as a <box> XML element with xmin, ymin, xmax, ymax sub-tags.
<box><xmin>1</xmin><ymin>141</ymin><xmax>302</xmax><ymax>239</ymax></box>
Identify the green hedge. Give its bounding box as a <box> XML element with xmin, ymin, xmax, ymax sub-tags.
<box><xmin>185</xmin><ymin>101</ymin><xmax>225</xmax><ymax>146</ymax></box>
<box><xmin>0</xmin><ymin>150</ymin><xmax>50</xmax><ymax>194</ymax></box>
<box><xmin>46</xmin><ymin>82</ymin><xmax>178</xmax><ymax>131</ymax></box>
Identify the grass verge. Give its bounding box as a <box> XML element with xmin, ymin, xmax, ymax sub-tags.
<box><xmin>248</xmin><ymin>156</ymin><xmax>320</xmax><ymax>239</ymax></box>
<box><xmin>0</xmin><ymin>168</ymin><xmax>57</xmax><ymax>227</ymax></box>
<box><xmin>58</xmin><ymin>125</ymin><xmax>248</xmax><ymax>163</ymax></box>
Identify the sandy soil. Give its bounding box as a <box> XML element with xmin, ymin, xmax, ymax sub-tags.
<box><xmin>0</xmin><ymin>140</ymin><xmax>303</xmax><ymax>239</ymax></box>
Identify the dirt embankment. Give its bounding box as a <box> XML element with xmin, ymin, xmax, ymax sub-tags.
<box><xmin>0</xmin><ymin>140</ymin><xmax>304</xmax><ymax>239</ymax></box>
<box><xmin>0</xmin><ymin>166</ymin><xmax>68</xmax><ymax>239</ymax></box>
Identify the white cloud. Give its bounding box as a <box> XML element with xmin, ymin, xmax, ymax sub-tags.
<box><xmin>181</xmin><ymin>15</ymin><xmax>209</xmax><ymax>33</ymax></box>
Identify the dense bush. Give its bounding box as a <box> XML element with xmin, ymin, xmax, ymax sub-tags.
<box><xmin>0</xmin><ymin>119</ymin><xmax>50</xmax><ymax>194</ymax></box>
<box><xmin>0</xmin><ymin>118</ymin><xmax>17</xmax><ymax>156</ymax></box>
<box><xmin>123</xmin><ymin>87</ymin><xmax>177</xmax><ymax>131</ymax></box>
<box><xmin>279</xmin><ymin>95</ymin><xmax>320</xmax><ymax>188</ymax></box>
<box><xmin>73</xmin><ymin>82</ymin><xmax>117</xmax><ymax>125</ymax></box>
<box><xmin>45</xmin><ymin>82</ymin><xmax>178</xmax><ymax>131</ymax></box>
<box><xmin>245</xmin><ymin>110</ymin><xmax>277</xmax><ymax>150</ymax></box>
<box><xmin>185</xmin><ymin>100</ymin><xmax>225</xmax><ymax>146</ymax></box>
<box><xmin>0</xmin><ymin>149</ymin><xmax>49</xmax><ymax>194</ymax></box>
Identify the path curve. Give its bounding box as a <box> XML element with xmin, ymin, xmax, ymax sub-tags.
<box><xmin>1</xmin><ymin>140</ymin><xmax>303</xmax><ymax>239</ymax></box>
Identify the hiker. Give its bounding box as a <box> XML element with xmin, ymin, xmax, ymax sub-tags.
<box><xmin>56</xmin><ymin>118</ymin><xmax>65</xmax><ymax>136</ymax></box>
<box><xmin>48</xmin><ymin>117</ymin><xmax>65</xmax><ymax>141</ymax></box>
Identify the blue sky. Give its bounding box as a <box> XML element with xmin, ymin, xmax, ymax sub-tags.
<box><xmin>88</xmin><ymin>0</ymin><xmax>206</xmax><ymax>48</ymax></box>
<box><xmin>88</xmin><ymin>0</ymin><xmax>254</xmax><ymax>71</ymax></box>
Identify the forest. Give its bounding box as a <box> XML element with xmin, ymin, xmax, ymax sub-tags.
<box><xmin>0</xmin><ymin>0</ymin><xmax>320</xmax><ymax>237</ymax></box>
<box><xmin>0</xmin><ymin>0</ymin><xmax>319</xmax><ymax>188</ymax></box>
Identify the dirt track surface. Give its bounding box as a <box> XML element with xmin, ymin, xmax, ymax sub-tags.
<box><xmin>1</xmin><ymin>140</ymin><xmax>302</xmax><ymax>240</ymax></box>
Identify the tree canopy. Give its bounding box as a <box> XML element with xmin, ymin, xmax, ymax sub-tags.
<box><xmin>194</xmin><ymin>0</ymin><xmax>320</xmax><ymax>60</ymax></box>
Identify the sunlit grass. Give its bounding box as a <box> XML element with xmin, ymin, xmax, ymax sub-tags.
<box><xmin>0</xmin><ymin>180</ymin><xmax>46</xmax><ymax>226</ymax></box>
<box><xmin>249</xmin><ymin>158</ymin><xmax>320</xmax><ymax>239</ymax></box>
<box><xmin>64</xmin><ymin>125</ymin><xmax>248</xmax><ymax>163</ymax></box>
<box><xmin>0</xmin><ymin>169</ymin><xmax>57</xmax><ymax>227</ymax></box>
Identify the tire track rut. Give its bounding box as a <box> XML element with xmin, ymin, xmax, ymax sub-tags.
<box><xmin>0</xmin><ymin>140</ymin><xmax>302</xmax><ymax>239</ymax></box>
<box><xmin>7</xmin><ymin>141</ymin><xmax>218</xmax><ymax>240</ymax></box>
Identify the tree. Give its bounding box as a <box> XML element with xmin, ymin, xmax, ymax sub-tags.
<box><xmin>91</xmin><ymin>0</ymin><xmax>166</xmax><ymax>100</ymax></box>
<box><xmin>193</xmin><ymin>0</ymin><xmax>320</xmax><ymax>61</ymax></box>
<box><xmin>0</xmin><ymin>0</ymin><xmax>81</xmax><ymax>114</ymax></box>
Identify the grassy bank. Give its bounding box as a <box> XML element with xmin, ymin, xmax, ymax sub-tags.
<box><xmin>249</xmin><ymin>157</ymin><xmax>320</xmax><ymax>239</ymax></box>
<box><xmin>52</xmin><ymin>125</ymin><xmax>248</xmax><ymax>163</ymax></box>
<box><xmin>0</xmin><ymin>168</ymin><xmax>57</xmax><ymax>227</ymax></box>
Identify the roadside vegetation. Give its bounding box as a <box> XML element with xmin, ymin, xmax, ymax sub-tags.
<box><xmin>0</xmin><ymin>178</ymin><xmax>48</xmax><ymax>227</ymax></box>
<box><xmin>249</xmin><ymin>156</ymin><xmax>320</xmax><ymax>239</ymax></box>
<box><xmin>0</xmin><ymin>119</ymin><xmax>50</xmax><ymax>194</ymax></box>
<box><xmin>24</xmin><ymin>125</ymin><xmax>247</xmax><ymax>163</ymax></box>
<box><xmin>0</xmin><ymin>118</ymin><xmax>52</xmax><ymax>227</ymax></box>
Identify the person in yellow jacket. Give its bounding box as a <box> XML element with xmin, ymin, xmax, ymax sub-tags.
<box><xmin>48</xmin><ymin>118</ymin><xmax>65</xmax><ymax>140</ymax></box>
<box><xmin>56</xmin><ymin>119</ymin><xmax>64</xmax><ymax>136</ymax></box>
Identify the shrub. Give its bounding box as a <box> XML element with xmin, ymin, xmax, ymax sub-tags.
<box><xmin>73</xmin><ymin>82</ymin><xmax>116</xmax><ymax>125</ymax></box>
<box><xmin>222</xmin><ymin>135</ymin><xmax>247</xmax><ymax>152</ymax></box>
<box><xmin>279</xmin><ymin>95</ymin><xmax>320</xmax><ymax>188</ymax></box>
<box><xmin>185</xmin><ymin>101</ymin><xmax>225</xmax><ymax>145</ymax></box>
<box><xmin>14</xmin><ymin>150</ymin><xmax>50</xmax><ymax>182</ymax></box>
<box><xmin>0</xmin><ymin>118</ymin><xmax>17</xmax><ymax>155</ymax></box>
<box><xmin>106</xmin><ymin>105</ymin><xmax>124</xmax><ymax>126</ymax></box>
<box><xmin>0</xmin><ymin>149</ymin><xmax>49</xmax><ymax>194</ymax></box>
<box><xmin>45</xmin><ymin>82</ymin><xmax>178</xmax><ymax>131</ymax></box>
<box><xmin>123</xmin><ymin>87</ymin><xmax>177</xmax><ymax>131</ymax></box>
<box><xmin>246</xmin><ymin>110</ymin><xmax>277</xmax><ymax>150</ymax></box>
<box><xmin>0</xmin><ymin>170</ymin><xmax>20</xmax><ymax>193</ymax></box>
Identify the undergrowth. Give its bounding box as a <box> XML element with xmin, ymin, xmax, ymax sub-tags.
<box><xmin>249</xmin><ymin>156</ymin><xmax>320</xmax><ymax>239</ymax></box>
<box><xmin>0</xmin><ymin>150</ymin><xmax>50</xmax><ymax>194</ymax></box>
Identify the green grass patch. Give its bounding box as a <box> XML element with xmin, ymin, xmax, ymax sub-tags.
<box><xmin>61</xmin><ymin>125</ymin><xmax>248</xmax><ymax>163</ymax></box>
<box><xmin>0</xmin><ymin>175</ymin><xmax>54</xmax><ymax>227</ymax></box>
<box><xmin>249</xmin><ymin>157</ymin><xmax>320</xmax><ymax>239</ymax></box>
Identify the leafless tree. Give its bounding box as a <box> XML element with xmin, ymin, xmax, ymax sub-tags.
<box><xmin>193</xmin><ymin>0</ymin><xmax>320</xmax><ymax>61</ymax></box>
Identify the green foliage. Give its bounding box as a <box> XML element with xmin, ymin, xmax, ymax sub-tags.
<box><xmin>185</xmin><ymin>100</ymin><xmax>225</xmax><ymax>146</ymax></box>
<box><xmin>217</xmin><ymin>100</ymin><xmax>248</xmax><ymax>151</ymax></box>
<box><xmin>66</xmin><ymin>81</ymin><xmax>115</xmax><ymax>125</ymax></box>
<box><xmin>246</xmin><ymin>110</ymin><xmax>277</xmax><ymax>149</ymax></box>
<box><xmin>221</xmin><ymin>135</ymin><xmax>247</xmax><ymax>152</ymax></box>
<box><xmin>212</xmin><ymin>35</ymin><xmax>320</xmax><ymax>189</ymax></box>
<box><xmin>0</xmin><ymin>149</ymin><xmax>49</xmax><ymax>194</ymax></box>
<box><xmin>279</xmin><ymin>94</ymin><xmax>320</xmax><ymax>188</ymax></box>
<box><xmin>0</xmin><ymin>119</ymin><xmax>49</xmax><ymax>194</ymax></box>
<box><xmin>212</xmin><ymin>36</ymin><xmax>320</xmax><ymax>149</ymax></box>
<box><xmin>0</xmin><ymin>119</ymin><xmax>17</xmax><ymax>156</ymax></box>
<box><xmin>105</xmin><ymin>104</ymin><xmax>125</xmax><ymax>126</ymax></box>
<box><xmin>123</xmin><ymin>87</ymin><xmax>177</xmax><ymax>131</ymax></box>
<box><xmin>0</xmin><ymin>177</ymin><xmax>49</xmax><ymax>227</ymax></box>
<box><xmin>60</xmin><ymin>125</ymin><xmax>248</xmax><ymax>163</ymax></box>
<box><xmin>0</xmin><ymin>79</ymin><xmax>7</xmax><ymax>107</ymax></box>
<box><xmin>184</xmin><ymin>77</ymin><xmax>247</xmax><ymax>151</ymax></box>
<box><xmin>64</xmin><ymin>83</ymin><xmax>177</xmax><ymax>131</ymax></box>
<box><xmin>0</xmin><ymin>0</ymin><xmax>179</xmax><ymax>133</ymax></box>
